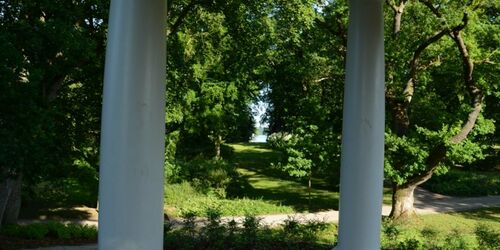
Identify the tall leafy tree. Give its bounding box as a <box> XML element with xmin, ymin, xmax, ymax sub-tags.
<box><xmin>384</xmin><ymin>0</ymin><xmax>498</xmax><ymax>219</ymax></box>
<box><xmin>166</xmin><ymin>0</ymin><xmax>279</xmax><ymax>160</ymax></box>
<box><xmin>0</xmin><ymin>0</ymin><xmax>108</xmax><ymax>226</ymax></box>
<box><xmin>265</xmin><ymin>0</ymin><xmax>347</xmax><ymax>190</ymax></box>
<box><xmin>265</xmin><ymin>0</ymin><xmax>498</xmax><ymax>220</ymax></box>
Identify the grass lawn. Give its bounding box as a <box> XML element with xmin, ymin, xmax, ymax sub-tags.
<box><xmin>313</xmin><ymin>207</ymin><xmax>500</xmax><ymax>247</ymax></box>
<box><xmin>165</xmin><ymin>142</ymin><xmax>392</xmax><ymax>217</ymax></box>
<box><xmin>399</xmin><ymin>206</ymin><xmax>500</xmax><ymax>234</ymax></box>
<box><xmin>378</xmin><ymin>207</ymin><xmax>500</xmax><ymax>249</ymax></box>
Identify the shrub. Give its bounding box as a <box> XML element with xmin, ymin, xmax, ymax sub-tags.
<box><xmin>201</xmin><ymin>208</ymin><xmax>225</xmax><ymax>249</ymax></box>
<box><xmin>443</xmin><ymin>229</ymin><xmax>477</xmax><ymax>250</ymax></box>
<box><xmin>182</xmin><ymin>159</ymin><xmax>236</xmax><ymax>198</ymax></box>
<box><xmin>0</xmin><ymin>222</ymin><xmax>97</xmax><ymax>240</ymax></box>
<box><xmin>475</xmin><ymin>223</ymin><xmax>500</xmax><ymax>249</ymax></box>
<box><xmin>420</xmin><ymin>227</ymin><xmax>441</xmax><ymax>249</ymax></box>
<box><xmin>281</xmin><ymin>216</ymin><xmax>328</xmax><ymax>244</ymax></box>
<box><xmin>396</xmin><ymin>237</ymin><xmax>424</xmax><ymax>250</ymax></box>
<box><xmin>241</xmin><ymin>214</ymin><xmax>261</xmax><ymax>247</ymax></box>
<box><xmin>423</xmin><ymin>168</ymin><xmax>500</xmax><ymax>196</ymax></box>
<box><xmin>267</xmin><ymin>132</ymin><xmax>293</xmax><ymax>149</ymax></box>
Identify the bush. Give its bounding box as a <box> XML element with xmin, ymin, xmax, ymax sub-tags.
<box><xmin>267</xmin><ymin>132</ymin><xmax>293</xmax><ymax>149</ymax></box>
<box><xmin>396</xmin><ymin>237</ymin><xmax>424</xmax><ymax>250</ymax></box>
<box><xmin>442</xmin><ymin>229</ymin><xmax>477</xmax><ymax>250</ymax></box>
<box><xmin>282</xmin><ymin>216</ymin><xmax>328</xmax><ymax>244</ymax></box>
<box><xmin>423</xmin><ymin>168</ymin><xmax>500</xmax><ymax>196</ymax></box>
<box><xmin>163</xmin><ymin>207</ymin><xmax>332</xmax><ymax>249</ymax></box>
<box><xmin>0</xmin><ymin>222</ymin><xmax>97</xmax><ymax>240</ymax></box>
<box><xmin>165</xmin><ymin>158</ymin><xmax>237</xmax><ymax>198</ymax></box>
<box><xmin>475</xmin><ymin>224</ymin><xmax>500</xmax><ymax>249</ymax></box>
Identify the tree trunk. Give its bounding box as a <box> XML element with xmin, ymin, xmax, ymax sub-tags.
<box><xmin>0</xmin><ymin>179</ymin><xmax>12</xmax><ymax>227</ymax></box>
<box><xmin>390</xmin><ymin>184</ymin><xmax>417</xmax><ymax>220</ymax></box>
<box><xmin>214</xmin><ymin>135</ymin><xmax>222</xmax><ymax>160</ymax></box>
<box><xmin>308</xmin><ymin>173</ymin><xmax>312</xmax><ymax>209</ymax></box>
<box><xmin>0</xmin><ymin>175</ymin><xmax>22</xmax><ymax>226</ymax></box>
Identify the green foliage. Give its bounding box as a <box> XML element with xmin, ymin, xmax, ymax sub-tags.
<box><xmin>443</xmin><ymin>229</ymin><xmax>477</xmax><ymax>250</ymax></box>
<box><xmin>270</xmin><ymin>126</ymin><xmax>341</xmax><ymax>188</ymax></box>
<box><xmin>475</xmin><ymin>223</ymin><xmax>500</xmax><ymax>249</ymax></box>
<box><xmin>0</xmin><ymin>0</ymin><xmax>107</xmax><ymax>223</ymax></box>
<box><xmin>164</xmin><ymin>212</ymin><xmax>332</xmax><ymax>250</ymax></box>
<box><xmin>168</xmin><ymin>159</ymin><xmax>236</xmax><ymax>198</ymax></box>
<box><xmin>165</xmin><ymin>182</ymin><xmax>293</xmax><ymax>217</ymax></box>
<box><xmin>0</xmin><ymin>222</ymin><xmax>97</xmax><ymax>240</ymax></box>
<box><xmin>423</xmin><ymin>168</ymin><xmax>500</xmax><ymax>196</ymax></box>
<box><xmin>282</xmin><ymin>216</ymin><xmax>329</xmax><ymax>244</ymax></box>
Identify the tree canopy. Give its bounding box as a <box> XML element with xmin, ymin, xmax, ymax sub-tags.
<box><xmin>0</xmin><ymin>0</ymin><xmax>498</xmax><ymax>226</ymax></box>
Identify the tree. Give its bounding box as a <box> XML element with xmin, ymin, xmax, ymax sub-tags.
<box><xmin>0</xmin><ymin>0</ymin><xmax>108</xmax><ymax>226</ymax></box>
<box><xmin>166</xmin><ymin>0</ymin><xmax>282</xmax><ymax>161</ymax></box>
<box><xmin>384</xmin><ymin>0</ymin><xmax>498</xmax><ymax>219</ymax></box>
<box><xmin>264</xmin><ymin>0</ymin><xmax>498</xmax><ymax>220</ymax></box>
<box><xmin>264</xmin><ymin>0</ymin><xmax>347</xmax><ymax>189</ymax></box>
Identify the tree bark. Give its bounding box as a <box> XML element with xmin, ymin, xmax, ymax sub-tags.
<box><xmin>0</xmin><ymin>179</ymin><xmax>13</xmax><ymax>227</ymax></box>
<box><xmin>0</xmin><ymin>175</ymin><xmax>22</xmax><ymax>226</ymax></box>
<box><xmin>386</xmin><ymin>0</ymin><xmax>407</xmax><ymax>37</ymax></box>
<box><xmin>214</xmin><ymin>135</ymin><xmax>222</xmax><ymax>160</ymax></box>
<box><xmin>390</xmin><ymin>185</ymin><xmax>417</xmax><ymax>220</ymax></box>
<box><xmin>388</xmin><ymin>12</ymin><xmax>479</xmax><ymax>220</ymax></box>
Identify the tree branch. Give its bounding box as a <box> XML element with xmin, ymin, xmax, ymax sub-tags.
<box><xmin>386</xmin><ymin>0</ymin><xmax>407</xmax><ymax>37</ymax></box>
<box><xmin>418</xmin><ymin>0</ymin><xmax>442</xmax><ymax>18</ymax></box>
<box><xmin>405</xmin><ymin>13</ymin><xmax>484</xmax><ymax>187</ymax></box>
<box><xmin>449</xmin><ymin>29</ymin><xmax>483</xmax><ymax>144</ymax></box>
<box><xmin>167</xmin><ymin>0</ymin><xmax>199</xmax><ymax>37</ymax></box>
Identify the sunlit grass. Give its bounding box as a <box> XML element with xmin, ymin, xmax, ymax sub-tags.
<box><xmin>166</xmin><ymin>142</ymin><xmax>392</xmax><ymax>217</ymax></box>
<box><xmin>399</xmin><ymin>206</ymin><xmax>500</xmax><ymax>234</ymax></box>
<box><xmin>165</xmin><ymin>182</ymin><xmax>294</xmax><ymax>217</ymax></box>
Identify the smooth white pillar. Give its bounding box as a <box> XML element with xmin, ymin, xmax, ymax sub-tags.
<box><xmin>98</xmin><ymin>0</ymin><xmax>166</xmax><ymax>249</ymax></box>
<box><xmin>336</xmin><ymin>0</ymin><xmax>385</xmax><ymax>249</ymax></box>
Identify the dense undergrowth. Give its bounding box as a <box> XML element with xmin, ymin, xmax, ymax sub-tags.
<box><xmin>1</xmin><ymin>207</ymin><xmax>499</xmax><ymax>250</ymax></box>
<box><xmin>423</xmin><ymin>168</ymin><xmax>500</xmax><ymax>196</ymax></box>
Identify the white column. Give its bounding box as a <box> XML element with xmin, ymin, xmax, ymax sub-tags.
<box><xmin>98</xmin><ymin>0</ymin><xmax>166</xmax><ymax>249</ymax></box>
<box><xmin>336</xmin><ymin>0</ymin><xmax>385</xmax><ymax>249</ymax></box>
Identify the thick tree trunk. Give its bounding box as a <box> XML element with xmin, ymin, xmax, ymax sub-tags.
<box><xmin>0</xmin><ymin>175</ymin><xmax>22</xmax><ymax>226</ymax></box>
<box><xmin>390</xmin><ymin>185</ymin><xmax>417</xmax><ymax>220</ymax></box>
<box><xmin>0</xmin><ymin>179</ymin><xmax>12</xmax><ymax>226</ymax></box>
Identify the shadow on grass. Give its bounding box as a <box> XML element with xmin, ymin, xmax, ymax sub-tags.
<box><xmin>232</xmin><ymin>143</ymin><xmax>339</xmax><ymax>191</ymax></box>
<box><xmin>227</xmin><ymin>176</ymin><xmax>339</xmax><ymax>212</ymax></box>
<box><xmin>454</xmin><ymin>206</ymin><xmax>500</xmax><ymax>223</ymax></box>
<box><xmin>227</xmin><ymin>143</ymin><xmax>339</xmax><ymax>212</ymax></box>
<box><xmin>19</xmin><ymin>204</ymin><xmax>97</xmax><ymax>221</ymax></box>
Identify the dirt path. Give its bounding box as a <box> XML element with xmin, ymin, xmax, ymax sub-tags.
<box><xmin>212</xmin><ymin>188</ymin><xmax>500</xmax><ymax>226</ymax></box>
<box><xmin>17</xmin><ymin>189</ymin><xmax>500</xmax><ymax>250</ymax></box>
<box><xmin>19</xmin><ymin>188</ymin><xmax>500</xmax><ymax>228</ymax></box>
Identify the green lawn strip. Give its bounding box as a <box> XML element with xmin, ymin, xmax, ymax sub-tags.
<box><xmin>165</xmin><ymin>182</ymin><xmax>294</xmax><ymax>217</ymax></box>
<box><xmin>166</xmin><ymin>142</ymin><xmax>390</xmax><ymax>217</ymax></box>
<box><xmin>229</xmin><ymin>143</ymin><xmax>339</xmax><ymax>212</ymax></box>
<box><xmin>314</xmin><ymin>207</ymin><xmax>500</xmax><ymax>247</ymax></box>
<box><xmin>398</xmin><ymin>206</ymin><xmax>500</xmax><ymax>234</ymax></box>
<box><xmin>380</xmin><ymin>207</ymin><xmax>500</xmax><ymax>248</ymax></box>
<box><xmin>229</xmin><ymin>143</ymin><xmax>393</xmax><ymax>210</ymax></box>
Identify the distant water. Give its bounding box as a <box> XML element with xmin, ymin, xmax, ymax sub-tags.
<box><xmin>251</xmin><ymin>135</ymin><xmax>267</xmax><ymax>143</ymax></box>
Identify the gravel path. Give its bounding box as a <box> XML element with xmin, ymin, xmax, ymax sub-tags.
<box><xmin>21</xmin><ymin>188</ymin><xmax>500</xmax><ymax>229</ymax></box>
<box><xmin>21</xmin><ymin>188</ymin><xmax>500</xmax><ymax>250</ymax></box>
